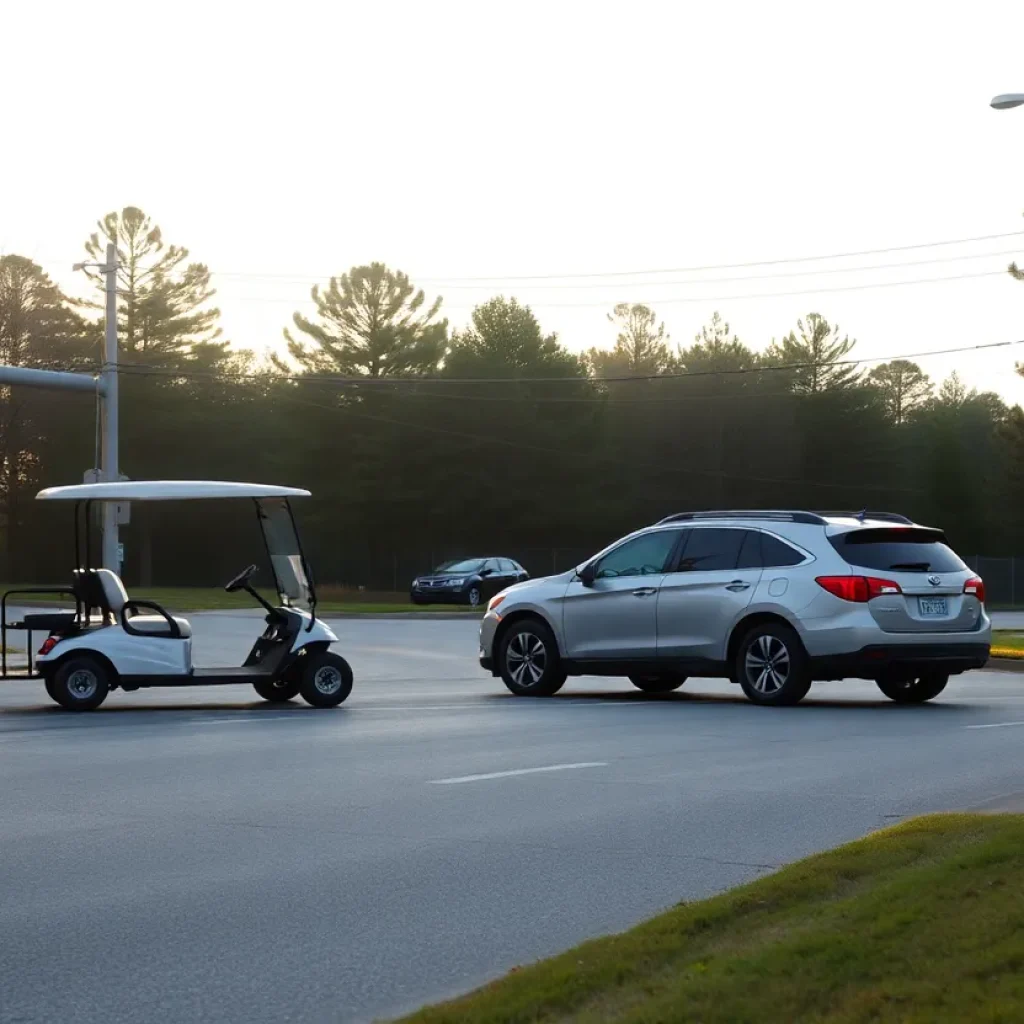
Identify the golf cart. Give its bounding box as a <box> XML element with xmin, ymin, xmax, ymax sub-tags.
<box><xmin>0</xmin><ymin>480</ymin><xmax>352</xmax><ymax>711</ymax></box>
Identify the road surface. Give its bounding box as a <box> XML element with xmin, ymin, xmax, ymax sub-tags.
<box><xmin>2</xmin><ymin>613</ymin><xmax>1023</xmax><ymax>1023</ymax></box>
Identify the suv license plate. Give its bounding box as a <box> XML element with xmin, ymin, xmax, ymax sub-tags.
<box><xmin>918</xmin><ymin>597</ymin><xmax>948</xmax><ymax>617</ymax></box>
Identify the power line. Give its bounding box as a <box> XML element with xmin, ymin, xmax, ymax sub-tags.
<box><xmin>29</xmin><ymin>228</ymin><xmax>1023</xmax><ymax>285</ymax></box>
<box><xmin>135</xmin><ymin>229</ymin><xmax>1024</xmax><ymax>284</ymax></box>
<box><xmin>109</xmin><ymin>335</ymin><xmax>1024</xmax><ymax>388</ymax></box>
<box><xmin>384</xmin><ymin>248</ymin><xmax>1024</xmax><ymax>291</ymax></box>
<box><xmin>211</xmin><ymin>267</ymin><xmax>1010</xmax><ymax>310</ymax></box>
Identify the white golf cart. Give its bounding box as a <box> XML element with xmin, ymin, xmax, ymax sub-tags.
<box><xmin>0</xmin><ymin>480</ymin><xmax>352</xmax><ymax>711</ymax></box>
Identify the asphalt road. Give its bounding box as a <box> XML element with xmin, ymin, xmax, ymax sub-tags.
<box><xmin>2</xmin><ymin>612</ymin><xmax>1024</xmax><ymax>1024</ymax></box>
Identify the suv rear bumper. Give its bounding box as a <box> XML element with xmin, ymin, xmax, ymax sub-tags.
<box><xmin>810</xmin><ymin>643</ymin><xmax>989</xmax><ymax>680</ymax></box>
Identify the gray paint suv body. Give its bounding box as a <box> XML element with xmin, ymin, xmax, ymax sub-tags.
<box><xmin>478</xmin><ymin>511</ymin><xmax>991</xmax><ymax>705</ymax></box>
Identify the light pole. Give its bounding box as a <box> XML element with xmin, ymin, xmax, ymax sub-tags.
<box><xmin>991</xmin><ymin>94</ymin><xmax>1024</xmax><ymax>110</ymax></box>
<box><xmin>74</xmin><ymin>244</ymin><xmax>121</xmax><ymax>571</ymax></box>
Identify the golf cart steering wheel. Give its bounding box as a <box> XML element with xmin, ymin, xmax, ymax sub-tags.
<box><xmin>224</xmin><ymin>564</ymin><xmax>259</xmax><ymax>593</ymax></box>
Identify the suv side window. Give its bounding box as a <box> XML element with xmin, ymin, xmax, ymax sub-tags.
<box><xmin>594</xmin><ymin>530</ymin><xmax>680</xmax><ymax>579</ymax></box>
<box><xmin>675</xmin><ymin>528</ymin><xmax>749</xmax><ymax>572</ymax></box>
<box><xmin>735</xmin><ymin>530</ymin><xmax>763</xmax><ymax>569</ymax></box>
<box><xmin>760</xmin><ymin>533</ymin><xmax>805</xmax><ymax>568</ymax></box>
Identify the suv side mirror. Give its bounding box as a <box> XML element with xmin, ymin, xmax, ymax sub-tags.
<box><xmin>577</xmin><ymin>563</ymin><xmax>596</xmax><ymax>587</ymax></box>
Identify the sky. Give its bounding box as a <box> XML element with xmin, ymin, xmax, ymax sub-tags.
<box><xmin>5</xmin><ymin>0</ymin><xmax>1024</xmax><ymax>400</ymax></box>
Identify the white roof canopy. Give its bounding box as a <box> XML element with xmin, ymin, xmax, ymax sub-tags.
<box><xmin>36</xmin><ymin>481</ymin><xmax>312</xmax><ymax>502</ymax></box>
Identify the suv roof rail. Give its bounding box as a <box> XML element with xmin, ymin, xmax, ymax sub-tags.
<box><xmin>657</xmin><ymin>510</ymin><xmax>827</xmax><ymax>526</ymax></box>
<box><xmin>813</xmin><ymin>509</ymin><xmax>914</xmax><ymax>525</ymax></box>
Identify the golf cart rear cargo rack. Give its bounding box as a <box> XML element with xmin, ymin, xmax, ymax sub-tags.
<box><xmin>1</xmin><ymin>587</ymin><xmax>83</xmax><ymax>678</ymax></box>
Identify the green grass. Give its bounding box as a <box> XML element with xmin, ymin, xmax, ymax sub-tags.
<box><xmin>992</xmin><ymin>630</ymin><xmax>1024</xmax><ymax>657</ymax></box>
<box><xmin>393</xmin><ymin>814</ymin><xmax>1024</xmax><ymax>1024</ymax></box>
<box><xmin>0</xmin><ymin>584</ymin><xmax>481</xmax><ymax>615</ymax></box>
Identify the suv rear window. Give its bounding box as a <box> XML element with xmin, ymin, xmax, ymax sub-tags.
<box><xmin>828</xmin><ymin>528</ymin><xmax>967</xmax><ymax>573</ymax></box>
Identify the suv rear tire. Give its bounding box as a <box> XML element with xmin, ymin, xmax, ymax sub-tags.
<box><xmin>629</xmin><ymin>674</ymin><xmax>686</xmax><ymax>694</ymax></box>
<box><xmin>876</xmin><ymin>672</ymin><xmax>949</xmax><ymax>703</ymax></box>
<box><xmin>735</xmin><ymin>623</ymin><xmax>811</xmax><ymax>706</ymax></box>
<box><xmin>498</xmin><ymin>620</ymin><xmax>566</xmax><ymax>696</ymax></box>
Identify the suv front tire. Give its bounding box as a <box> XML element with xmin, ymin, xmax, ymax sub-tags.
<box><xmin>498</xmin><ymin>619</ymin><xmax>566</xmax><ymax>697</ymax></box>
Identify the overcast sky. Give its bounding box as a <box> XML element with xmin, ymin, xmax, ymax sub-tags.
<box><xmin>5</xmin><ymin>0</ymin><xmax>1024</xmax><ymax>400</ymax></box>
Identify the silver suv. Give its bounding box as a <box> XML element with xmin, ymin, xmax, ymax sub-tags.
<box><xmin>478</xmin><ymin>511</ymin><xmax>991</xmax><ymax>706</ymax></box>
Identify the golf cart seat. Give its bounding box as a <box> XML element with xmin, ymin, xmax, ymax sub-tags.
<box><xmin>94</xmin><ymin>569</ymin><xmax>193</xmax><ymax>639</ymax></box>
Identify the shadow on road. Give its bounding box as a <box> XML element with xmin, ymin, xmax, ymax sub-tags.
<box><xmin>484</xmin><ymin>689</ymin><xmax>967</xmax><ymax>713</ymax></box>
<box><xmin>0</xmin><ymin>700</ymin><xmax>336</xmax><ymax>718</ymax></box>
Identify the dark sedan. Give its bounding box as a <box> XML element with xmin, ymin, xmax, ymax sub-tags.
<box><xmin>410</xmin><ymin>557</ymin><xmax>529</xmax><ymax>608</ymax></box>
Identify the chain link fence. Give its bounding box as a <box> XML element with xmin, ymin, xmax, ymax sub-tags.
<box><xmin>308</xmin><ymin>547</ymin><xmax>598</xmax><ymax>595</ymax></box>
<box><xmin>963</xmin><ymin>556</ymin><xmax>1024</xmax><ymax>608</ymax></box>
<box><xmin>305</xmin><ymin>549</ymin><xmax>1024</xmax><ymax>608</ymax></box>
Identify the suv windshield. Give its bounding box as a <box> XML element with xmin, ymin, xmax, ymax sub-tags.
<box><xmin>436</xmin><ymin>559</ymin><xmax>484</xmax><ymax>573</ymax></box>
<box><xmin>828</xmin><ymin>528</ymin><xmax>967</xmax><ymax>573</ymax></box>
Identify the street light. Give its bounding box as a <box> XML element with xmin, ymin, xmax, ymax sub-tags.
<box><xmin>991</xmin><ymin>94</ymin><xmax>1024</xmax><ymax>110</ymax></box>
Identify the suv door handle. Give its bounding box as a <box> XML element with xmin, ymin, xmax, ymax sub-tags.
<box><xmin>632</xmin><ymin>587</ymin><xmax>657</xmax><ymax>597</ymax></box>
<box><xmin>725</xmin><ymin>580</ymin><xmax>751</xmax><ymax>592</ymax></box>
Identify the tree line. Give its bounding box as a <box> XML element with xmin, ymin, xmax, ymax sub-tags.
<box><xmin>2</xmin><ymin>205</ymin><xmax>1024</xmax><ymax>589</ymax></box>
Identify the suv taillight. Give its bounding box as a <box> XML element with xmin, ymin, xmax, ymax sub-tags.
<box><xmin>816</xmin><ymin>576</ymin><xmax>903</xmax><ymax>603</ymax></box>
<box><xmin>964</xmin><ymin>578</ymin><xmax>986</xmax><ymax>603</ymax></box>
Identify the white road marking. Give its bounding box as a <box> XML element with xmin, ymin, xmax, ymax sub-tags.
<box><xmin>428</xmin><ymin>762</ymin><xmax>608</xmax><ymax>785</ymax></box>
<box><xmin>965</xmin><ymin>721</ymin><xmax>1024</xmax><ymax>730</ymax></box>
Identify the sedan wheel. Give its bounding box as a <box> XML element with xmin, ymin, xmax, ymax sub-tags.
<box><xmin>467</xmin><ymin>586</ymin><xmax>482</xmax><ymax>608</ymax></box>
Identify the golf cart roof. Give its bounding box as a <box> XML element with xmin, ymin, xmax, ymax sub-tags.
<box><xmin>36</xmin><ymin>481</ymin><xmax>312</xmax><ymax>502</ymax></box>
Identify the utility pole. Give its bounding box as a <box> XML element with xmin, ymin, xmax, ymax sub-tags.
<box><xmin>0</xmin><ymin>249</ymin><xmax>121</xmax><ymax>569</ymax></box>
<box><xmin>101</xmin><ymin>243</ymin><xmax>120</xmax><ymax>572</ymax></box>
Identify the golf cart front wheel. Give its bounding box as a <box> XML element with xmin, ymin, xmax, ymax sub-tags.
<box><xmin>298</xmin><ymin>651</ymin><xmax>353</xmax><ymax>708</ymax></box>
<box><xmin>50</xmin><ymin>656</ymin><xmax>111</xmax><ymax>711</ymax></box>
<box><xmin>253</xmin><ymin>678</ymin><xmax>301</xmax><ymax>703</ymax></box>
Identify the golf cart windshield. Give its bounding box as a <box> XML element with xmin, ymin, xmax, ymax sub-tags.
<box><xmin>256</xmin><ymin>499</ymin><xmax>314</xmax><ymax>611</ymax></box>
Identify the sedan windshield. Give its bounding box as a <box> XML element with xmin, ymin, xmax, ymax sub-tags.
<box><xmin>436</xmin><ymin>559</ymin><xmax>484</xmax><ymax>573</ymax></box>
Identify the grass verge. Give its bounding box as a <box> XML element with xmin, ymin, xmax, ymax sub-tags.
<box><xmin>393</xmin><ymin>813</ymin><xmax>1024</xmax><ymax>1024</ymax></box>
<box><xmin>992</xmin><ymin>630</ymin><xmax>1024</xmax><ymax>659</ymax></box>
<box><xmin>0</xmin><ymin>584</ymin><xmax>481</xmax><ymax>615</ymax></box>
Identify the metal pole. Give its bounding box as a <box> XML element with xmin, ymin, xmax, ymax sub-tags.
<box><xmin>101</xmin><ymin>243</ymin><xmax>120</xmax><ymax>572</ymax></box>
<box><xmin>0</xmin><ymin>365</ymin><xmax>104</xmax><ymax>393</ymax></box>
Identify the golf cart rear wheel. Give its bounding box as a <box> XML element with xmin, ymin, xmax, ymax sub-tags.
<box><xmin>253</xmin><ymin>679</ymin><xmax>301</xmax><ymax>703</ymax></box>
<box><xmin>50</xmin><ymin>656</ymin><xmax>111</xmax><ymax>711</ymax></box>
<box><xmin>298</xmin><ymin>651</ymin><xmax>353</xmax><ymax>708</ymax></box>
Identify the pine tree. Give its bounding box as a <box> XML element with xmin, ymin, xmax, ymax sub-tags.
<box><xmin>764</xmin><ymin>313</ymin><xmax>861</xmax><ymax>394</ymax></box>
<box><xmin>867</xmin><ymin>359</ymin><xmax>933</xmax><ymax>424</ymax></box>
<box><xmin>585</xmin><ymin>303</ymin><xmax>672</xmax><ymax>377</ymax></box>
<box><xmin>84</xmin><ymin>206</ymin><xmax>225</xmax><ymax>366</ymax></box>
<box><xmin>280</xmin><ymin>263</ymin><xmax>447</xmax><ymax>377</ymax></box>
